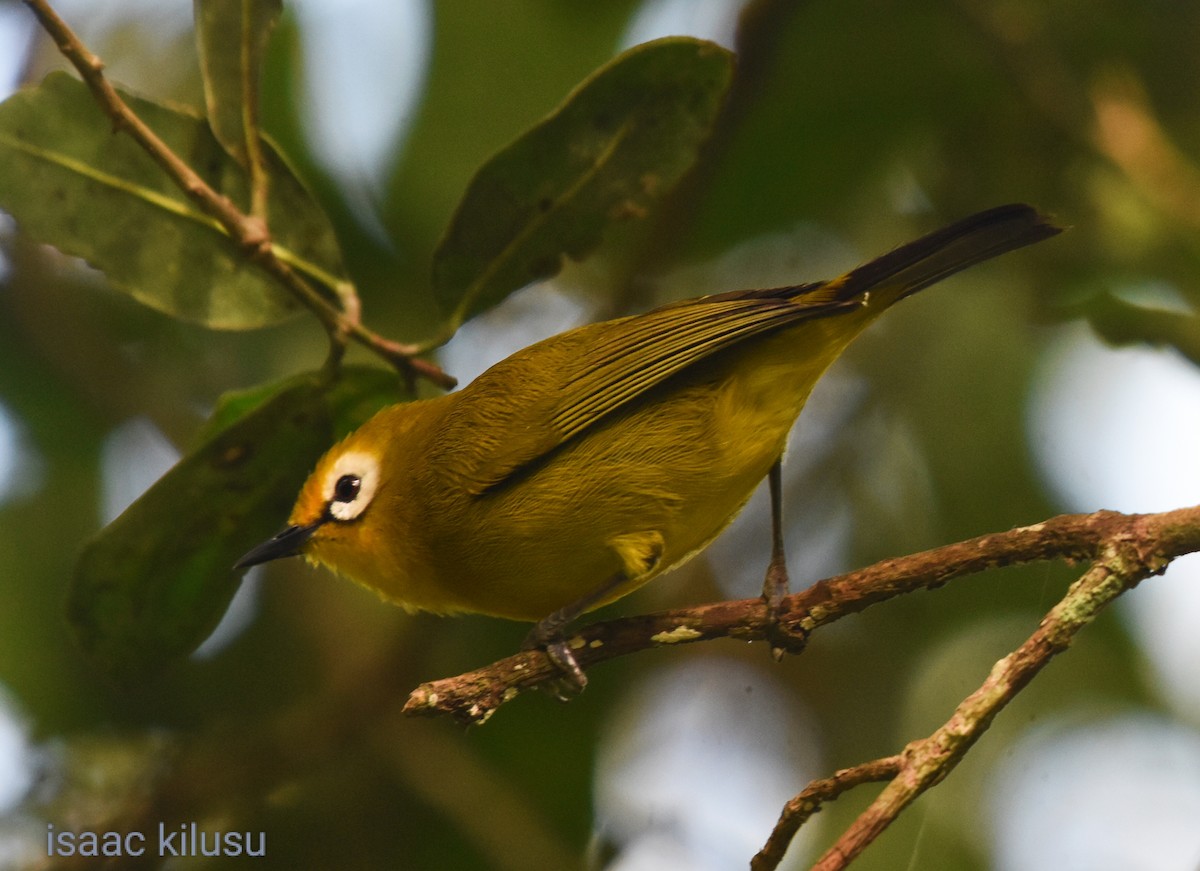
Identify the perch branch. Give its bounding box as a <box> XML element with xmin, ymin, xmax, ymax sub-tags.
<box><xmin>22</xmin><ymin>0</ymin><xmax>455</xmax><ymax>390</ymax></box>
<box><xmin>403</xmin><ymin>506</ymin><xmax>1200</xmax><ymax>727</ymax></box>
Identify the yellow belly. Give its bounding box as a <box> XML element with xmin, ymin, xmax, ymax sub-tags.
<box><xmin>420</xmin><ymin>321</ymin><xmax>857</xmax><ymax>621</ymax></box>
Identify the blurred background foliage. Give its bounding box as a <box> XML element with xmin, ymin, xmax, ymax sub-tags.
<box><xmin>1</xmin><ymin>1</ymin><xmax>1200</xmax><ymax>869</ymax></box>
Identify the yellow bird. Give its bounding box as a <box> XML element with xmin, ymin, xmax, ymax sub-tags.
<box><xmin>238</xmin><ymin>204</ymin><xmax>1060</xmax><ymax>679</ymax></box>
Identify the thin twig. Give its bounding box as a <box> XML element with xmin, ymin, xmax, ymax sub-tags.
<box><xmin>403</xmin><ymin>506</ymin><xmax>1200</xmax><ymax>724</ymax></box>
<box><xmin>22</xmin><ymin>0</ymin><xmax>456</xmax><ymax>390</ymax></box>
<box><xmin>751</xmin><ymin>756</ymin><xmax>903</xmax><ymax>871</ymax></box>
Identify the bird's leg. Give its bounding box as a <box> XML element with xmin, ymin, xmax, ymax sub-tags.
<box><xmin>761</xmin><ymin>458</ymin><xmax>800</xmax><ymax>661</ymax></box>
<box><xmin>522</xmin><ymin>570</ymin><xmax>629</xmax><ymax>698</ymax></box>
<box><xmin>524</xmin><ymin>531</ymin><xmax>663</xmax><ymax>697</ymax></box>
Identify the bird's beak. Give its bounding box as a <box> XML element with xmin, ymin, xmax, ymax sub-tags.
<box><xmin>234</xmin><ymin>522</ymin><xmax>321</xmax><ymax>570</ymax></box>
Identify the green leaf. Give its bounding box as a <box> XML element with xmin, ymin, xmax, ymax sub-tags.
<box><xmin>0</xmin><ymin>71</ymin><xmax>345</xmax><ymax>329</ymax></box>
<box><xmin>431</xmin><ymin>36</ymin><xmax>734</xmax><ymax>331</ymax></box>
<box><xmin>195</xmin><ymin>0</ymin><xmax>282</xmax><ymax>166</ymax></box>
<box><xmin>68</xmin><ymin>367</ymin><xmax>405</xmax><ymax>678</ymax></box>
<box><xmin>1084</xmin><ymin>293</ymin><xmax>1200</xmax><ymax>369</ymax></box>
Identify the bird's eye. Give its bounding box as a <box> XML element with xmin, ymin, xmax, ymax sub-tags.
<box><xmin>333</xmin><ymin>474</ymin><xmax>361</xmax><ymax>504</ymax></box>
<box><xmin>321</xmin><ymin>451</ymin><xmax>379</xmax><ymax>523</ymax></box>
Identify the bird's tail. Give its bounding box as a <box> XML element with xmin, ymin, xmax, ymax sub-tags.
<box><xmin>825</xmin><ymin>203</ymin><xmax>1062</xmax><ymax>305</ymax></box>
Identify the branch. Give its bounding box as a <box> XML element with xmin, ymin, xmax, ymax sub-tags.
<box><xmin>797</xmin><ymin>534</ymin><xmax>1164</xmax><ymax>871</ymax></box>
<box><xmin>751</xmin><ymin>756</ymin><xmax>903</xmax><ymax>871</ymax></box>
<box><xmin>403</xmin><ymin>505</ymin><xmax>1200</xmax><ymax>725</ymax></box>
<box><xmin>22</xmin><ymin>0</ymin><xmax>456</xmax><ymax>390</ymax></box>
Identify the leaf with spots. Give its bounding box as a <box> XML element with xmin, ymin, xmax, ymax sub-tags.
<box><xmin>68</xmin><ymin>367</ymin><xmax>405</xmax><ymax>678</ymax></box>
<box><xmin>431</xmin><ymin>37</ymin><xmax>734</xmax><ymax>333</ymax></box>
<box><xmin>0</xmin><ymin>71</ymin><xmax>345</xmax><ymax>328</ymax></box>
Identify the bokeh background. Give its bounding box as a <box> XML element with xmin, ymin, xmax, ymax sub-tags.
<box><xmin>2</xmin><ymin>1</ymin><xmax>1200</xmax><ymax>868</ymax></box>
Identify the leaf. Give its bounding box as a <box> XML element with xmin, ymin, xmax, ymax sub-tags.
<box><xmin>0</xmin><ymin>71</ymin><xmax>345</xmax><ymax>329</ymax></box>
<box><xmin>1083</xmin><ymin>293</ymin><xmax>1200</xmax><ymax>369</ymax></box>
<box><xmin>68</xmin><ymin>366</ymin><xmax>405</xmax><ymax>678</ymax></box>
<box><xmin>195</xmin><ymin>0</ymin><xmax>282</xmax><ymax>166</ymax></box>
<box><xmin>431</xmin><ymin>36</ymin><xmax>734</xmax><ymax>330</ymax></box>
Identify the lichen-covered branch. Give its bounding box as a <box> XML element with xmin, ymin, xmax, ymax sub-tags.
<box><xmin>746</xmin><ymin>507</ymin><xmax>1198</xmax><ymax>871</ymax></box>
<box><xmin>404</xmin><ymin>506</ymin><xmax>1200</xmax><ymax>725</ymax></box>
<box><xmin>403</xmin><ymin>505</ymin><xmax>1200</xmax><ymax>864</ymax></box>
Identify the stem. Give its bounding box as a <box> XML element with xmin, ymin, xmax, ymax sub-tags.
<box><xmin>22</xmin><ymin>0</ymin><xmax>456</xmax><ymax>390</ymax></box>
<box><xmin>238</xmin><ymin>0</ymin><xmax>271</xmax><ymax>223</ymax></box>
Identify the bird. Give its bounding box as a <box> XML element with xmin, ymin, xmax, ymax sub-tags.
<box><xmin>236</xmin><ymin>203</ymin><xmax>1061</xmax><ymax>686</ymax></box>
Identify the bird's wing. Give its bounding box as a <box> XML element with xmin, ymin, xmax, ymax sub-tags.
<box><xmin>548</xmin><ymin>285</ymin><xmax>851</xmax><ymax>441</ymax></box>
<box><xmin>452</xmin><ymin>282</ymin><xmax>857</xmax><ymax>495</ymax></box>
<box><xmin>449</xmin><ymin>203</ymin><xmax>1060</xmax><ymax>494</ymax></box>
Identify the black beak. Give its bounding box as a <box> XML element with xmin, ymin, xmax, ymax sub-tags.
<box><xmin>234</xmin><ymin>522</ymin><xmax>321</xmax><ymax>570</ymax></box>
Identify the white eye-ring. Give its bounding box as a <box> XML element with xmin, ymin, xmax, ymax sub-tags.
<box><xmin>321</xmin><ymin>451</ymin><xmax>380</xmax><ymax>522</ymax></box>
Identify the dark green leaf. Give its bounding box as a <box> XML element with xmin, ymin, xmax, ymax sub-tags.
<box><xmin>195</xmin><ymin>0</ymin><xmax>282</xmax><ymax>166</ymax></box>
<box><xmin>68</xmin><ymin>367</ymin><xmax>405</xmax><ymax>678</ymax></box>
<box><xmin>431</xmin><ymin>37</ymin><xmax>734</xmax><ymax>330</ymax></box>
<box><xmin>0</xmin><ymin>71</ymin><xmax>345</xmax><ymax>328</ymax></box>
